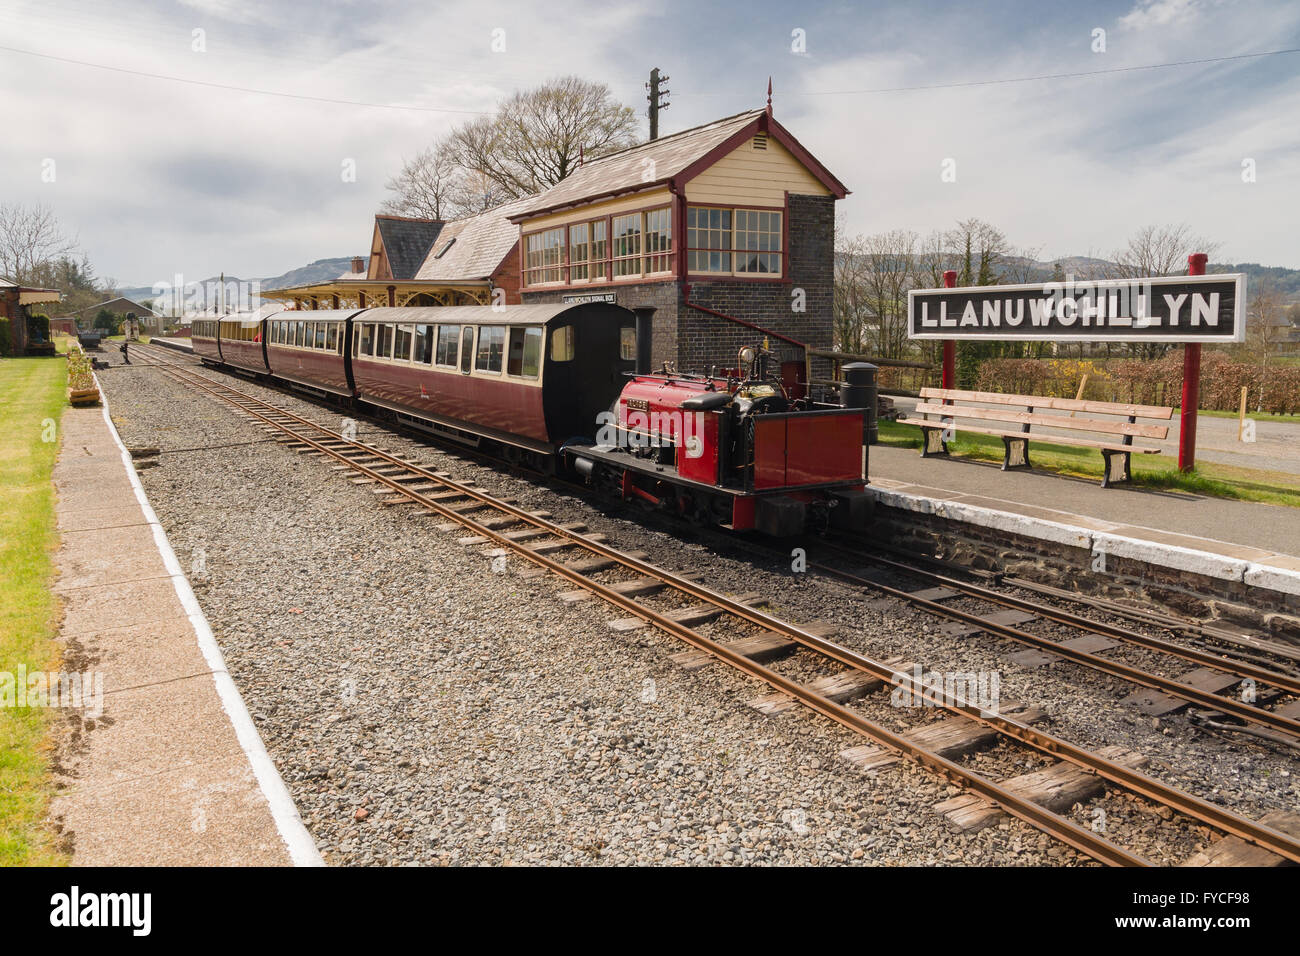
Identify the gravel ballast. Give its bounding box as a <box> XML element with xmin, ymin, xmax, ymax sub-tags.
<box><xmin>83</xmin><ymin>349</ymin><xmax>1298</xmax><ymax>866</ymax></box>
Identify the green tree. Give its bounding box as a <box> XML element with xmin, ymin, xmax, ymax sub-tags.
<box><xmin>93</xmin><ymin>309</ymin><xmax>121</xmax><ymax>334</ymax></box>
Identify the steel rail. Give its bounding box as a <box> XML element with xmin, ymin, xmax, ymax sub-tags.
<box><xmin>1001</xmin><ymin>575</ymin><xmax>1300</xmax><ymax>668</ymax></box>
<box><xmin>818</xmin><ymin>541</ymin><xmax>1300</xmax><ymax>696</ymax></box>
<box><xmin>780</xmin><ymin>550</ymin><xmax>1300</xmax><ymax>739</ymax></box>
<box><xmin>139</xmin><ymin>348</ymin><xmax>1300</xmax><ymax>865</ymax></box>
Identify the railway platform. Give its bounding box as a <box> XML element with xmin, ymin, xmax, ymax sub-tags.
<box><xmin>47</xmin><ymin>377</ymin><xmax>320</xmax><ymax>866</ymax></box>
<box><xmin>867</xmin><ymin>444</ymin><xmax>1300</xmax><ymax>621</ymax></box>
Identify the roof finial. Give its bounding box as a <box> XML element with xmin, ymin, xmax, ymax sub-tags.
<box><xmin>766</xmin><ymin>77</ymin><xmax>773</xmax><ymax>115</ymax></box>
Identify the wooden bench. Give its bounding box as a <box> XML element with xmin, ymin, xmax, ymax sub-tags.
<box><xmin>898</xmin><ymin>387</ymin><xmax>1174</xmax><ymax>488</ymax></box>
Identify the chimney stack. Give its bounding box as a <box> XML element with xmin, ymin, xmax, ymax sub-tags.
<box><xmin>352</xmin><ymin>256</ymin><xmax>365</xmax><ymax>275</ymax></box>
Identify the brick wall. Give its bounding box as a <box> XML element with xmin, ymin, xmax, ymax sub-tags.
<box><xmin>0</xmin><ymin>289</ymin><xmax>27</xmax><ymax>355</ymax></box>
<box><xmin>521</xmin><ymin>193</ymin><xmax>837</xmax><ymax>378</ymax></box>
<box><xmin>490</xmin><ymin>245</ymin><xmax>523</xmax><ymax>305</ymax></box>
<box><xmin>677</xmin><ymin>193</ymin><xmax>835</xmax><ymax>376</ymax></box>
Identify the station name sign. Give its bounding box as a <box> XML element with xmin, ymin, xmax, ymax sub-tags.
<box><xmin>907</xmin><ymin>274</ymin><xmax>1245</xmax><ymax>343</ymax></box>
<box><xmin>562</xmin><ymin>292</ymin><xmax>617</xmax><ymax>305</ymax></box>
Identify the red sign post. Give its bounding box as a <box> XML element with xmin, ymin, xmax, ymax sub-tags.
<box><xmin>941</xmin><ymin>270</ymin><xmax>957</xmax><ymax>389</ymax></box>
<box><xmin>1179</xmin><ymin>253</ymin><xmax>1208</xmax><ymax>472</ymax></box>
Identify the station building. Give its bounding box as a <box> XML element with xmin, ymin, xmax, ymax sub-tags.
<box><xmin>266</xmin><ymin>104</ymin><xmax>847</xmax><ymax>379</ymax></box>
<box><xmin>0</xmin><ymin>278</ymin><xmax>61</xmax><ymax>354</ymax></box>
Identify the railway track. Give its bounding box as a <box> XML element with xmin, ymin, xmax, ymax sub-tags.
<box><xmin>129</xmin><ymin>343</ymin><xmax>1300</xmax><ymax>867</ymax></box>
<box><xmin>790</xmin><ymin>537</ymin><xmax>1300</xmax><ymax>749</ymax></box>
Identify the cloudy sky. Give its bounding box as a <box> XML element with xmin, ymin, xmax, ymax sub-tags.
<box><xmin>3</xmin><ymin>0</ymin><xmax>1298</xmax><ymax>287</ymax></box>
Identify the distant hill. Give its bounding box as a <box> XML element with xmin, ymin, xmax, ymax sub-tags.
<box><xmin>118</xmin><ymin>257</ymin><xmax>356</xmax><ymax>309</ymax></box>
<box><xmin>1209</xmin><ymin>262</ymin><xmax>1300</xmax><ymax>298</ymax></box>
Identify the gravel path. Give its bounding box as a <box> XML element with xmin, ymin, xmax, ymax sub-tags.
<box><xmin>88</xmin><ymin>349</ymin><xmax>1298</xmax><ymax>866</ymax></box>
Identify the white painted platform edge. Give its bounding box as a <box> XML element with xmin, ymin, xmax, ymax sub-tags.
<box><xmin>875</xmin><ymin>485</ymin><xmax>1298</xmax><ymax>592</ymax></box>
<box><xmin>93</xmin><ymin>374</ymin><xmax>324</xmax><ymax>867</ymax></box>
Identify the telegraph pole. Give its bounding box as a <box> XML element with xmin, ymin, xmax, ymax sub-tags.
<box><xmin>646</xmin><ymin>67</ymin><xmax>670</xmax><ymax>140</ymax></box>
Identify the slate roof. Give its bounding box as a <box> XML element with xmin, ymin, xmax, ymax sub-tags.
<box><xmin>414</xmin><ymin>195</ymin><xmax>535</xmax><ymax>282</ymax></box>
<box><xmin>374</xmin><ymin>216</ymin><xmax>445</xmax><ymax>280</ymax></box>
<box><xmin>70</xmin><ymin>296</ymin><xmax>160</xmax><ymax>317</ymax></box>
<box><xmin>507</xmin><ymin>110</ymin><xmax>765</xmax><ymax>219</ymax></box>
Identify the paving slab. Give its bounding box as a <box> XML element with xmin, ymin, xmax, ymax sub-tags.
<box><xmin>46</xmin><ymin>388</ymin><xmax>321</xmax><ymax>867</ymax></box>
<box><xmin>869</xmin><ymin>444</ymin><xmax>1300</xmax><ymax>579</ymax></box>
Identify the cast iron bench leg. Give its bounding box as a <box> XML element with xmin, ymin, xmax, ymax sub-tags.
<box><xmin>1001</xmin><ymin>436</ymin><xmax>1030</xmax><ymax>470</ymax></box>
<box><xmin>921</xmin><ymin>425</ymin><xmax>950</xmax><ymax>458</ymax></box>
<box><xmin>1100</xmin><ymin>450</ymin><xmax>1132</xmax><ymax>488</ymax></box>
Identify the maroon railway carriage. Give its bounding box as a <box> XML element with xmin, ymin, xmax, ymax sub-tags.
<box><xmin>190</xmin><ymin>315</ymin><xmax>223</xmax><ymax>364</ymax></box>
<box><xmin>348</xmin><ymin>304</ymin><xmax>636</xmax><ymax>468</ymax></box>
<box><xmin>216</xmin><ymin>311</ymin><xmax>271</xmax><ymax>375</ymax></box>
<box><xmin>265</xmin><ymin>309</ymin><xmax>358</xmax><ymax>398</ymax></box>
<box><xmin>188</xmin><ymin>299</ymin><xmax>870</xmax><ymax>536</ymax></box>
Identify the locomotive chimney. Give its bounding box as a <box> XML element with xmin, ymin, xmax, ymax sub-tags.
<box><xmin>632</xmin><ymin>306</ymin><xmax>656</xmax><ymax>375</ymax></box>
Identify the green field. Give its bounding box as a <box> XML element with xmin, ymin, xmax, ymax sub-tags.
<box><xmin>878</xmin><ymin>419</ymin><xmax>1300</xmax><ymax>508</ymax></box>
<box><xmin>1198</xmin><ymin>408</ymin><xmax>1300</xmax><ymax>425</ymax></box>
<box><xmin>0</xmin><ymin>356</ymin><xmax>69</xmax><ymax>865</ymax></box>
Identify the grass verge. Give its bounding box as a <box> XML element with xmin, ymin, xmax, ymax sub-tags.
<box><xmin>0</xmin><ymin>355</ymin><xmax>69</xmax><ymax>865</ymax></box>
<box><xmin>877</xmin><ymin>419</ymin><xmax>1300</xmax><ymax>507</ymax></box>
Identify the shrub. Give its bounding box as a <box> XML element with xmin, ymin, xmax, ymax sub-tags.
<box><xmin>972</xmin><ymin>350</ymin><xmax>1299</xmax><ymax>413</ymax></box>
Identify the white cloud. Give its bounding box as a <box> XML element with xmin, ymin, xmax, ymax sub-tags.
<box><xmin>1119</xmin><ymin>0</ymin><xmax>1207</xmax><ymax>32</ymax></box>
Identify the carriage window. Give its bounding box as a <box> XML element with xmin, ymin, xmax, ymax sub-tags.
<box><xmin>436</xmin><ymin>326</ymin><xmax>460</xmax><ymax>367</ymax></box>
<box><xmin>376</xmin><ymin>324</ymin><xmax>393</xmax><ymax>359</ymax></box>
<box><xmin>275</xmin><ymin>321</ymin><xmax>284</xmax><ymax>344</ymax></box>
<box><xmin>620</xmin><ymin>327</ymin><xmax>636</xmax><ymax>361</ymax></box>
<box><xmin>394</xmin><ymin>324</ymin><xmax>413</xmax><ymax>362</ymax></box>
<box><xmin>459</xmin><ymin>327</ymin><xmax>474</xmax><ymax>373</ymax></box>
<box><xmin>358</xmin><ymin>323</ymin><xmax>374</xmax><ymax>357</ymax></box>
<box><xmin>414</xmin><ymin>324</ymin><xmax>433</xmax><ymax>364</ymax></box>
<box><xmin>315</xmin><ymin>324</ymin><xmax>326</xmax><ymax>349</ymax></box>
<box><xmin>326</xmin><ymin>323</ymin><xmax>337</xmax><ymax>351</ymax></box>
<box><xmin>295</xmin><ymin>322</ymin><xmax>305</xmax><ymax>347</ymax></box>
<box><xmin>304</xmin><ymin>322</ymin><xmax>314</xmax><ymax>348</ymax></box>
<box><xmin>523</xmin><ymin>328</ymin><xmax>542</xmax><ymax>377</ymax></box>
<box><xmin>506</xmin><ymin>327</ymin><xmax>543</xmax><ymax>378</ymax></box>
<box><xmin>550</xmin><ymin>325</ymin><xmax>574</xmax><ymax>362</ymax></box>
<box><xmin>476</xmin><ymin>326</ymin><xmax>504</xmax><ymax>373</ymax></box>
<box><xmin>507</xmin><ymin>328</ymin><xmax>526</xmax><ymax>376</ymax></box>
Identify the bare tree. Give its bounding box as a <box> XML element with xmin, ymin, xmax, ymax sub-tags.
<box><xmin>381</xmin><ymin>137</ymin><xmax>482</xmax><ymax>220</ymax></box>
<box><xmin>1242</xmin><ymin>280</ymin><xmax>1288</xmax><ymax>371</ymax></box>
<box><xmin>1107</xmin><ymin>223</ymin><xmax>1221</xmax><ymax>279</ymax></box>
<box><xmin>917</xmin><ymin>229</ymin><xmax>954</xmax><ymax>288</ymax></box>
<box><xmin>998</xmin><ymin>244</ymin><xmax>1045</xmax><ymax>284</ymax></box>
<box><xmin>385</xmin><ymin>77</ymin><xmax>638</xmax><ymax>216</ymax></box>
<box><xmin>833</xmin><ymin>230</ymin><xmax>873</xmax><ymax>354</ymax></box>
<box><xmin>858</xmin><ymin>229</ymin><xmax>919</xmax><ymax>359</ymax></box>
<box><xmin>0</xmin><ymin>203</ymin><xmax>77</xmax><ymax>284</ymax></box>
<box><xmin>1105</xmin><ymin>223</ymin><xmax>1222</xmax><ymax>358</ymax></box>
